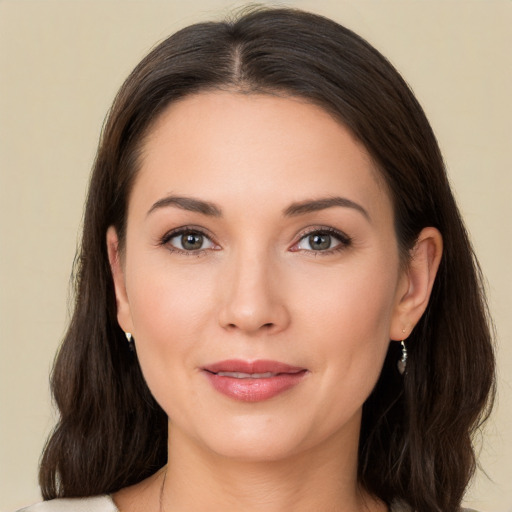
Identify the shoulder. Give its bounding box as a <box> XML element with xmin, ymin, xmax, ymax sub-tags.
<box><xmin>17</xmin><ymin>495</ymin><xmax>118</xmax><ymax>512</ymax></box>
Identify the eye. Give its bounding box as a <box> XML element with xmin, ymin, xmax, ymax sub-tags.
<box><xmin>293</xmin><ymin>228</ymin><xmax>351</xmax><ymax>253</ymax></box>
<box><xmin>164</xmin><ymin>229</ymin><xmax>216</xmax><ymax>253</ymax></box>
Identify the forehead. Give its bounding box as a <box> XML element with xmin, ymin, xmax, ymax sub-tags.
<box><xmin>133</xmin><ymin>91</ymin><xmax>392</xmax><ymax>220</ymax></box>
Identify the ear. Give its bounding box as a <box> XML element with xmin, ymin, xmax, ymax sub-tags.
<box><xmin>106</xmin><ymin>226</ymin><xmax>134</xmax><ymax>335</ymax></box>
<box><xmin>390</xmin><ymin>227</ymin><xmax>443</xmax><ymax>340</ymax></box>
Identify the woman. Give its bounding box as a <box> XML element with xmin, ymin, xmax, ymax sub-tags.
<box><xmin>20</xmin><ymin>7</ymin><xmax>494</xmax><ymax>512</ymax></box>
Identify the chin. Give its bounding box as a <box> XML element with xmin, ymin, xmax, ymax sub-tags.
<box><xmin>186</xmin><ymin>407</ymin><xmax>357</xmax><ymax>465</ymax></box>
<box><xmin>178</xmin><ymin>413</ymin><xmax>312</xmax><ymax>463</ymax></box>
<box><xmin>204</xmin><ymin>435</ymin><xmax>306</xmax><ymax>463</ymax></box>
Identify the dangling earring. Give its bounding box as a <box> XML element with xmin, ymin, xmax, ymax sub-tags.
<box><xmin>397</xmin><ymin>340</ymin><xmax>408</xmax><ymax>375</ymax></box>
<box><xmin>125</xmin><ymin>332</ymin><xmax>135</xmax><ymax>352</ymax></box>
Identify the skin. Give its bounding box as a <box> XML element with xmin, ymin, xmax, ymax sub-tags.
<box><xmin>108</xmin><ymin>92</ymin><xmax>442</xmax><ymax>512</ymax></box>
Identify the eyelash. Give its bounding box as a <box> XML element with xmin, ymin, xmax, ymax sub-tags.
<box><xmin>159</xmin><ymin>226</ymin><xmax>352</xmax><ymax>256</ymax></box>
<box><xmin>291</xmin><ymin>227</ymin><xmax>352</xmax><ymax>256</ymax></box>
<box><xmin>159</xmin><ymin>227</ymin><xmax>218</xmax><ymax>256</ymax></box>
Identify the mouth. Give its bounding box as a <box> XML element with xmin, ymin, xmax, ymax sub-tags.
<box><xmin>215</xmin><ymin>371</ymin><xmax>287</xmax><ymax>379</ymax></box>
<box><xmin>201</xmin><ymin>360</ymin><xmax>308</xmax><ymax>402</ymax></box>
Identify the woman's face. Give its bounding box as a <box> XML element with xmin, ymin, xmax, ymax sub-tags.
<box><xmin>109</xmin><ymin>92</ymin><xmax>411</xmax><ymax>462</ymax></box>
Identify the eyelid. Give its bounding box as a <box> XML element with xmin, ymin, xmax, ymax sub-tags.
<box><xmin>290</xmin><ymin>226</ymin><xmax>352</xmax><ymax>253</ymax></box>
<box><xmin>160</xmin><ymin>225</ymin><xmax>220</xmax><ymax>254</ymax></box>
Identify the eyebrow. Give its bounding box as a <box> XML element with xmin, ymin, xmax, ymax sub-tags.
<box><xmin>147</xmin><ymin>194</ymin><xmax>369</xmax><ymax>221</ymax></box>
<box><xmin>283</xmin><ymin>197</ymin><xmax>370</xmax><ymax>221</ymax></box>
<box><xmin>147</xmin><ymin>195</ymin><xmax>222</xmax><ymax>217</ymax></box>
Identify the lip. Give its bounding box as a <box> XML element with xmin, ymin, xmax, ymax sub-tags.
<box><xmin>202</xmin><ymin>359</ymin><xmax>308</xmax><ymax>402</ymax></box>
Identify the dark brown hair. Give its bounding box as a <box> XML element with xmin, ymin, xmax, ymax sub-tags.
<box><xmin>40</xmin><ymin>7</ymin><xmax>495</xmax><ymax>511</ymax></box>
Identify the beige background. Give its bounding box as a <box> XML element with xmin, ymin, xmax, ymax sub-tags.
<box><xmin>0</xmin><ymin>1</ymin><xmax>510</xmax><ymax>511</ymax></box>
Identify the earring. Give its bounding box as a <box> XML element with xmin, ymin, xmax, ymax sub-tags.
<box><xmin>125</xmin><ymin>332</ymin><xmax>135</xmax><ymax>352</ymax></box>
<box><xmin>397</xmin><ymin>340</ymin><xmax>408</xmax><ymax>375</ymax></box>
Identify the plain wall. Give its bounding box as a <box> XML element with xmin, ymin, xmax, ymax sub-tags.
<box><xmin>0</xmin><ymin>1</ymin><xmax>510</xmax><ymax>511</ymax></box>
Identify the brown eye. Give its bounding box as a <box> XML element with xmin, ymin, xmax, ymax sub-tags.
<box><xmin>167</xmin><ymin>230</ymin><xmax>215</xmax><ymax>252</ymax></box>
<box><xmin>294</xmin><ymin>229</ymin><xmax>350</xmax><ymax>253</ymax></box>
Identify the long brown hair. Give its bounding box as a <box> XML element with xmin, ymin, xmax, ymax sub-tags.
<box><xmin>40</xmin><ymin>7</ymin><xmax>495</xmax><ymax>511</ymax></box>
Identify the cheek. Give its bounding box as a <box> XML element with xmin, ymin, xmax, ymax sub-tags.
<box><xmin>125</xmin><ymin>259</ymin><xmax>217</xmax><ymax>386</ymax></box>
<box><xmin>298</xmin><ymin>257</ymin><xmax>398</xmax><ymax>333</ymax></box>
<box><xmin>294</xmin><ymin>264</ymin><xmax>397</xmax><ymax>427</ymax></box>
<box><xmin>127</xmin><ymin>256</ymin><xmax>216</xmax><ymax>333</ymax></box>
<box><xmin>294</xmin><ymin>256</ymin><xmax>398</xmax><ymax>379</ymax></box>
<box><xmin>123</xmin><ymin>269</ymin><xmax>216</xmax><ymax>425</ymax></box>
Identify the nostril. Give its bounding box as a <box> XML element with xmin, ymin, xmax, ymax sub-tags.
<box><xmin>224</xmin><ymin>322</ymin><xmax>275</xmax><ymax>332</ymax></box>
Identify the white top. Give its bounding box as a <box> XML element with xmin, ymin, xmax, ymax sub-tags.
<box><xmin>17</xmin><ymin>495</ymin><xmax>477</xmax><ymax>511</ymax></box>
<box><xmin>17</xmin><ymin>496</ymin><xmax>118</xmax><ymax>512</ymax></box>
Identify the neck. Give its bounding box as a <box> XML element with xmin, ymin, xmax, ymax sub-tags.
<box><xmin>161</xmin><ymin>422</ymin><xmax>384</xmax><ymax>512</ymax></box>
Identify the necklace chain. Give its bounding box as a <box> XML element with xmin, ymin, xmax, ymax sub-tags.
<box><xmin>158</xmin><ymin>467</ymin><xmax>168</xmax><ymax>512</ymax></box>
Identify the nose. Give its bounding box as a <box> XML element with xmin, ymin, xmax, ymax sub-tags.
<box><xmin>217</xmin><ymin>250</ymin><xmax>291</xmax><ymax>336</ymax></box>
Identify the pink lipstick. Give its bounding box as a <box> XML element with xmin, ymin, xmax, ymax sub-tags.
<box><xmin>202</xmin><ymin>360</ymin><xmax>308</xmax><ymax>402</ymax></box>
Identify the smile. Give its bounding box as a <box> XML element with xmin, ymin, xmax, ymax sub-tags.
<box><xmin>216</xmin><ymin>371</ymin><xmax>281</xmax><ymax>379</ymax></box>
<box><xmin>202</xmin><ymin>360</ymin><xmax>308</xmax><ymax>402</ymax></box>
